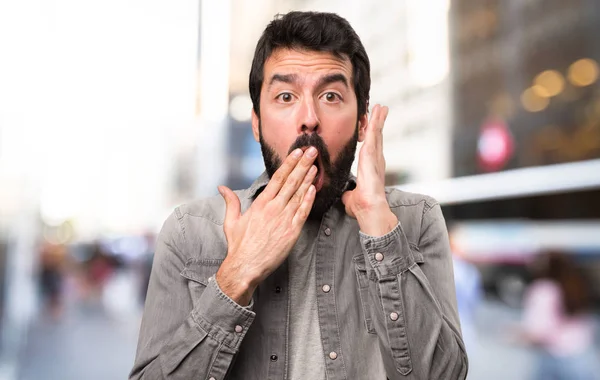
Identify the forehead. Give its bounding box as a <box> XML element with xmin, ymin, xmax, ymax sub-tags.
<box><xmin>263</xmin><ymin>48</ymin><xmax>353</xmax><ymax>83</ymax></box>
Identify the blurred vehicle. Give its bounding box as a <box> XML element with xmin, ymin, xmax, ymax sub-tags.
<box><xmin>451</xmin><ymin>220</ymin><xmax>600</xmax><ymax>308</ymax></box>
<box><xmin>400</xmin><ymin>161</ymin><xmax>600</xmax><ymax>308</ymax></box>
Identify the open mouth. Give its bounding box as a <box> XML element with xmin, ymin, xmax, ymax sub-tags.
<box><xmin>300</xmin><ymin>146</ymin><xmax>325</xmax><ymax>192</ymax></box>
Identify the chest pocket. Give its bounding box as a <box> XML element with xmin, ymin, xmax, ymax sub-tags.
<box><xmin>353</xmin><ymin>254</ymin><xmax>377</xmax><ymax>334</ymax></box>
<box><xmin>179</xmin><ymin>259</ymin><xmax>223</xmax><ymax>308</ymax></box>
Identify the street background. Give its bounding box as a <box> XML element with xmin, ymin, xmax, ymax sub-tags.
<box><xmin>1</xmin><ymin>0</ymin><xmax>599</xmax><ymax>379</ymax></box>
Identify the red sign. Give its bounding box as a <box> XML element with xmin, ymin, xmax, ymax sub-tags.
<box><xmin>477</xmin><ymin>118</ymin><xmax>514</xmax><ymax>172</ymax></box>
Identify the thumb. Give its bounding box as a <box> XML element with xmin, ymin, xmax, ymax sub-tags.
<box><xmin>218</xmin><ymin>185</ymin><xmax>241</xmax><ymax>228</ymax></box>
<box><xmin>341</xmin><ymin>190</ymin><xmax>356</xmax><ymax>219</ymax></box>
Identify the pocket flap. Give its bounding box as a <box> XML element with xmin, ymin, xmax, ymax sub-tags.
<box><xmin>180</xmin><ymin>259</ymin><xmax>223</xmax><ymax>286</ymax></box>
<box><xmin>409</xmin><ymin>244</ymin><xmax>424</xmax><ymax>264</ymax></box>
<box><xmin>352</xmin><ymin>254</ymin><xmax>367</xmax><ymax>271</ymax></box>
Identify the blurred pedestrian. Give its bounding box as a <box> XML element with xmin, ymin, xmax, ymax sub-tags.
<box><xmin>449</xmin><ymin>228</ymin><xmax>482</xmax><ymax>359</ymax></box>
<box><xmin>38</xmin><ymin>242</ymin><xmax>67</xmax><ymax>320</ymax></box>
<box><xmin>84</xmin><ymin>242</ymin><xmax>115</xmax><ymax>301</ymax></box>
<box><xmin>518</xmin><ymin>251</ymin><xmax>599</xmax><ymax>380</ymax></box>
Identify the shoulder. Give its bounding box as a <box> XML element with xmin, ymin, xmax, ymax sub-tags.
<box><xmin>383</xmin><ymin>187</ymin><xmax>443</xmax><ymax>246</ymax></box>
<box><xmin>385</xmin><ymin>186</ymin><xmax>439</xmax><ymax>214</ymax></box>
<box><xmin>175</xmin><ymin>188</ymin><xmax>250</xmax><ymax>226</ymax></box>
<box><xmin>163</xmin><ymin>189</ymin><xmax>251</xmax><ymax>261</ymax></box>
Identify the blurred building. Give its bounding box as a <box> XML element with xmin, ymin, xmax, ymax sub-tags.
<box><xmin>444</xmin><ymin>0</ymin><xmax>600</xmax><ymax>221</ymax></box>
<box><xmin>400</xmin><ymin>0</ymin><xmax>600</xmax><ymax>307</ymax></box>
<box><xmin>450</xmin><ymin>0</ymin><xmax>600</xmax><ymax>177</ymax></box>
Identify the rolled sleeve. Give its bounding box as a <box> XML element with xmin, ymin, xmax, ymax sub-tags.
<box><xmin>359</xmin><ymin>222</ymin><xmax>416</xmax><ymax>279</ymax></box>
<box><xmin>357</xmin><ymin>203</ymin><xmax>468</xmax><ymax>379</ymax></box>
<box><xmin>130</xmin><ymin>210</ymin><xmax>257</xmax><ymax>380</ymax></box>
<box><xmin>191</xmin><ymin>276</ymin><xmax>256</xmax><ymax>352</ymax></box>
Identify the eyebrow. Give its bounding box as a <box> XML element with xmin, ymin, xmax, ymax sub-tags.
<box><xmin>315</xmin><ymin>73</ymin><xmax>349</xmax><ymax>90</ymax></box>
<box><xmin>268</xmin><ymin>73</ymin><xmax>298</xmax><ymax>88</ymax></box>
<box><xmin>267</xmin><ymin>73</ymin><xmax>350</xmax><ymax>91</ymax></box>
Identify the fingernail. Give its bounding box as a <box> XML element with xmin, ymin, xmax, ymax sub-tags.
<box><xmin>292</xmin><ymin>149</ymin><xmax>302</xmax><ymax>158</ymax></box>
<box><xmin>307</xmin><ymin>147</ymin><xmax>317</xmax><ymax>157</ymax></box>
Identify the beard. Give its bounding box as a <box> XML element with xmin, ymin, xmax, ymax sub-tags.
<box><xmin>259</xmin><ymin>121</ymin><xmax>359</xmax><ymax>220</ymax></box>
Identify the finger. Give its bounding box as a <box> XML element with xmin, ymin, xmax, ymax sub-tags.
<box><xmin>218</xmin><ymin>185</ymin><xmax>241</xmax><ymax>236</ymax></box>
<box><xmin>292</xmin><ymin>184</ymin><xmax>316</xmax><ymax>228</ymax></box>
<box><xmin>376</xmin><ymin>106</ymin><xmax>389</xmax><ymax>147</ymax></box>
<box><xmin>379</xmin><ymin>106</ymin><xmax>389</xmax><ymax>129</ymax></box>
<box><xmin>341</xmin><ymin>190</ymin><xmax>352</xmax><ymax>208</ymax></box>
<box><xmin>284</xmin><ymin>164</ymin><xmax>317</xmax><ymax>212</ymax></box>
<box><xmin>275</xmin><ymin>146</ymin><xmax>318</xmax><ymax>204</ymax></box>
<box><xmin>363</xmin><ymin>104</ymin><xmax>379</xmax><ymax>145</ymax></box>
<box><xmin>365</xmin><ymin>104</ymin><xmax>388</xmax><ymax>154</ymax></box>
<box><xmin>368</xmin><ymin>104</ymin><xmax>387</xmax><ymax>136</ymax></box>
<box><xmin>258</xmin><ymin>148</ymin><xmax>304</xmax><ymax>201</ymax></box>
<box><xmin>341</xmin><ymin>190</ymin><xmax>356</xmax><ymax>219</ymax></box>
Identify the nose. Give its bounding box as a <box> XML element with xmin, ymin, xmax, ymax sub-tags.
<box><xmin>297</xmin><ymin>97</ymin><xmax>320</xmax><ymax>134</ymax></box>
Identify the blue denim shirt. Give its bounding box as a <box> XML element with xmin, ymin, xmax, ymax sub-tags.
<box><xmin>130</xmin><ymin>173</ymin><xmax>468</xmax><ymax>380</ymax></box>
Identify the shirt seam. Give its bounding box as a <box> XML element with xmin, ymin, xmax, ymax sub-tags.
<box><xmin>331</xmin><ymin>242</ymin><xmax>349</xmax><ymax>380</ymax></box>
<box><xmin>206</xmin><ymin>338</ymin><xmax>225</xmax><ymax>380</ymax></box>
<box><xmin>387</xmin><ymin>189</ymin><xmax>438</xmax><ymax>209</ymax></box>
<box><xmin>172</xmin><ymin>207</ymin><xmax>190</xmax><ymax>262</ymax></box>
<box><xmin>418</xmin><ymin>202</ymin><xmax>440</xmax><ymax>248</ymax></box>
<box><xmin>179</xmin><ymin>211</ymin><xmax>224</xmax><ymax>226</ymax></box>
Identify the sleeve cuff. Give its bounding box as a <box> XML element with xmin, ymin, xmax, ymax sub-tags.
<box><xmin>213</xmin><ymin>275</ymin><xmax>255</xmax><ymax>311</ymax></box>
<box><xmin>190</xmin><ymin>276</ymin><xmax>256</xmax><ymax>351</ymax></box>
<box><xmin>359</xmin><ymin>222</ymin><xmax>415</xmax><ymax>279</ymax></box>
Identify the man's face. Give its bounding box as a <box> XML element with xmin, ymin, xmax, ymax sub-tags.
<box><xmin>252</xmin><ymin>48</ymin><xmax>368</xmax><ymax>217</ymax></box>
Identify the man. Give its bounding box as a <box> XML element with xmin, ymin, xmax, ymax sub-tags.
<box><xmin>130</xmin><ymin>11</ymin><xmax>467</xmax><ymax>380</ymax></box>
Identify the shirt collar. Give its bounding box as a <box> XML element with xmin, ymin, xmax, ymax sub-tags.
<box><xmin>247</xmin><ymin>171</ymin><xmax>271</xmax><ymax>199</ymax></box>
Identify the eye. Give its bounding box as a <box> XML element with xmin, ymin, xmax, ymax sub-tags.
<box><xmin>276</xmin><ymin>92</ymin><xmax>294</xmax><ymax>103</ymax></box>
<box><xmin>322</xmin><ymin>92</ymin><xmax>341</xmax><ymax>102</ymax></box>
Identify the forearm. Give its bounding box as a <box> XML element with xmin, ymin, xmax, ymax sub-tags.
<box><xmin>131</xmin><ymin>211</ymin><xmax>255</xmax><ymax>379</ymax></box>
<box><xmin>360</xmin><ymin>210</ymin><xmax>468</xmax><ymax>379</ymax></box>
<box><xmin>355</xmin><ymin>202</ymin><xmax>398</xmax><ymax>237</ymax></box>
<box><xmin>215</xmin><ymin>257</ymin><xmax>257</xmax><ymax>306</ymax></box>
<box><xmin>132</xmin><ymin>276</ymin><xmax>255</xmax><ymax>379</ymax></box>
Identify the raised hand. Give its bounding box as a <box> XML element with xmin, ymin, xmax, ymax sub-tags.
<box><xmin>215</xmin><ymin>147</ymin><xmax>318</xmax><ymax>305</ymax></box>
<box><xmin>341</xmin><ymin>104</ymin><xmax>398</xmax><ymax>236</ymax></box>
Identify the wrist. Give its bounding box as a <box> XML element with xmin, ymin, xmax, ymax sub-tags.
<box><xmin>215</xmin><ymin>259</ymin><xmax>257</xmax><ymax>306</ymax></box>
<box><xmin>356</xmin><ymin>205</ymin><xmax>398</xmax><ymax>237</ymax></box>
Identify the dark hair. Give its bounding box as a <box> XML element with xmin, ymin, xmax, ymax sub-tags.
<box><xmin>249</xmin><ymin>11</ymin><xmax>370</xmax><ymax>118</ymax></box>
<box><xmin>533</xmin><ymin>251</ymin><xmax>592</xmax><ymax>316</ymax></box>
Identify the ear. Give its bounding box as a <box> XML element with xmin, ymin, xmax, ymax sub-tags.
<box><xmin>251</xmin><ymin>108</ymin><xmax>260</xmax><ymax>142</ymax></box>
<box><xmin>358</xmin><ymin>111</ymin><xmax>368</xmax><ymax>142</ymax></box>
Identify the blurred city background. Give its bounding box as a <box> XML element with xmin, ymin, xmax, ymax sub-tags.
<box><xmin>1</xmin><ymin>0</ymin><xmax>599</xmax><ymax>379</ymax></box>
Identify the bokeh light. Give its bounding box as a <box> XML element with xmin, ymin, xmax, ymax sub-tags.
<box><xmin>568</xmin><ymin>58</ymin><xmax>599</xmax><ymax>87</ymax></box>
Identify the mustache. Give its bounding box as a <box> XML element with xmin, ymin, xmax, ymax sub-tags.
<box><xmin>287</xmin><ymin>133</ymin><xmax>332</xmax><ymax>174</ymax></box>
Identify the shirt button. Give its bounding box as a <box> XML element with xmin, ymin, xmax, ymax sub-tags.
<box><xmin>235</xmin><ymin>325</ymin><xmax>243</xmax><ymax>333</ymax></box>
<box><xmin>375</xmin><ymin>252</ymin><xmax>384</xmax><ymax>261</ymax></box>
<box><xmin>270</xmin><ymin>354</ymin><xmax>278</xmax><ymax>362</ymax></box>
<box><xmin>324</xmin><ymin>227</ymin><xmax>331</xmax><ymax>236</ymax></box>
<box><xmin>390</xmin><ymin>312</ymin><xmax>399</xmax><ymax>321</ymax></box>
<box><xmin>275</xmin><ymin>286</ymin><xmax>281</xmax><ymax>293</ymax></box>
<box><xmin>322</xmin><ymin>284</ymin><xmax>331</xmax><ymax>293</ymax></box>
<box><xmin>329</xmin><ymin>351</ymin><xmax>338</xmax><ymax>360</ymax></box>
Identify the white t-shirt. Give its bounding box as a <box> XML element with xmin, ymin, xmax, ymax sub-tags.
<box><xmin>287</xmin><ymin>221</ymin><xmax>327</xmax><ymax>379</ymax></box>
